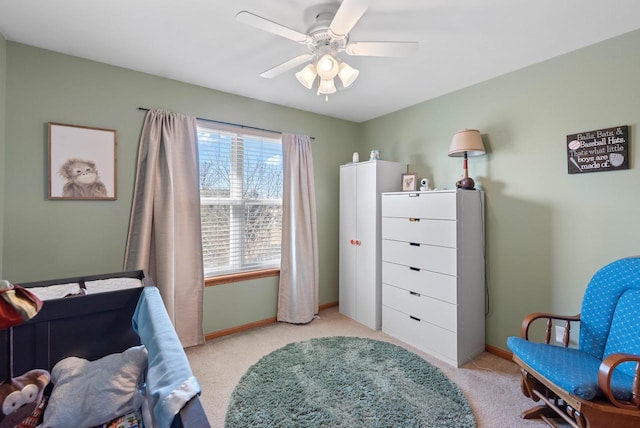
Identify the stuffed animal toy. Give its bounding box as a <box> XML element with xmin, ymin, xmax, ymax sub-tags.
<box><xmin>0</xmin><ymin>369</ymin><xmax>50</xmax><ymax>428</ymax></box>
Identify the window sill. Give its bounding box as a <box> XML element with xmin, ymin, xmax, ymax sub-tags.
<box><xmin>205</xmin><ymin>268</ymin><xmax>280</xmax><ymax>286</ymax></box>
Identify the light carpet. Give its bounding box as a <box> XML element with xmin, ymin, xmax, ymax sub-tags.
<box><xmin>186</xmin><ymin>306</ymin><xmax>550</xmax><ymax>427</ymax></box>
<box><xmin>225</xmin><ymin>336</ymin><xmax>475</xmax><ymax>427</ymax></box>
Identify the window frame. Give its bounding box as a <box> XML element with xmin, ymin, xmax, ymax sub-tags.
<box><xmin>197</xmin><ymin>121</ymin><xmax>283</xmax><ymax>284</ymax></box>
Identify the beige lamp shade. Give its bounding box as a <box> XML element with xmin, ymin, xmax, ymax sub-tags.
<box><xmin>448</xmin><ymin>129</ymin><xmax>485</xmax><ymax>157</ymax></box>
<box><xmin>295</xmin><ymin>63</ymin><xmax>317</xmax><ymax>89</ymax></box>
<box><xmin>338</xmin><ymin>62</ymin><xmax>359</xmax><ymax>88</ymax></box>
<box><xmin>317</xmin><ymin>78</ymin><xmax>337</xmax><ymax>95</ymax></box>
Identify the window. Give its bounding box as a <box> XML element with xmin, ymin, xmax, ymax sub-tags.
<box><xmin>197</xmin><ymin>122</ymin><xmax>283</xmax><ymax>278</ymax></box>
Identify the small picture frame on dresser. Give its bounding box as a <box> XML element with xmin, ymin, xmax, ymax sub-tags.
<box><xmin>401</xmin><ymin>173</ymin><xmax>417</xmax><ymax>191</ymax></box>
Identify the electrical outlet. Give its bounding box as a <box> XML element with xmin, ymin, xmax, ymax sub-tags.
<box><xmin>555</xmin><ymin>325</ymin><xmax>565</xmax><ymax>343</ymax></box>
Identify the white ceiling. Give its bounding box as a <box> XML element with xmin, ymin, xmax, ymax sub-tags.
<box><xmin>1</xmin><ymin>0</ymin><xmax>640</xmax><ymax>123</ymax></box>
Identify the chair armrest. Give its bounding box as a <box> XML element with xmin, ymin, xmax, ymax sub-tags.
<box><xmin>521</xmin><ymin>312</ymin><xmax>581</xmax><ymax>345</ymax></box>
<box><xmin>598</xmin><ymin>353</ymin><xmax>640</xmax><ymax>410</ymax></box>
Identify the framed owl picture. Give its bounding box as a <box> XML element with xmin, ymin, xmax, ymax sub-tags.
<box><xmin>48</xmin><ymin>122</ymin><xmax>117</xmax><ymax>200</ymax></box>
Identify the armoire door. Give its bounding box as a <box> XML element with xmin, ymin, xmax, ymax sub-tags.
<box><xmin>354</xmin><ymin>162</ymin><xmax>377</xmax><ymax>329</ymax></box>
<box><xmin>338</xmin><ymin>164</ymin><xmax>357</xmax><ymax>320</ymax></box>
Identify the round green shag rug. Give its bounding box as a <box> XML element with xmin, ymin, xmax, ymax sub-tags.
<box><xmin>225</xmin><ymin>336</ymin><xmax>476</xmax><ymax>427</ymax></box>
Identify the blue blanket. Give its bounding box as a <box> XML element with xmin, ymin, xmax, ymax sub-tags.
<box><xmin>132</xmin><ymin>286</ymin><xmax>201</xmax><ymax>428</ymax></box>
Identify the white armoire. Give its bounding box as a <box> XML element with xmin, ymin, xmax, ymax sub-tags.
<box><xmin>339</xmin><ymin>159</ymin><xmax>407</xmax><ymax>330</ymax></box>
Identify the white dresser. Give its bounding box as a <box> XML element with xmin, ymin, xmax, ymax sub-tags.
<box><xmin>339</xmin><ymin>160</ymin><xmax>407</xmax><ymax>330</ymax></box>
<box><xmin>381</xmin><ymin>190</ymin><xmax>485</xmax><ymax>367</ymax></box>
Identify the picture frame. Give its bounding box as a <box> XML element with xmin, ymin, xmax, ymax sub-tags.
<box><xmin>48</xmin><ymin>122</ymin><xmax>117</xmax><ymax>200</ymax></box>
<box><xmin>401</xmin><ymin>173</ymin><xmax>417</xmax><ymax>191</ymax></box>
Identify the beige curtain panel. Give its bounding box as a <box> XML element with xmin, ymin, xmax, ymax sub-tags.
<box><xmin>277</xmin><ymin>133</ymin><xmax>319</xmax><ymax>324</ymax></box>
<box><xmin>125</xmin><ymin>109</ymin><xmax>205</xmax><ymax>347</ymax></box>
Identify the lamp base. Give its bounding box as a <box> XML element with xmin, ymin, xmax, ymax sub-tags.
<box><xmin>456</xmin><ymin>176</ymin><xmax>475</xmax><ymax>190</ymax></box>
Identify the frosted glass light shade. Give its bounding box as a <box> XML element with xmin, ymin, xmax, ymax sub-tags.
<box><xmin>295</xmin><ymin>63</ymin><xmax>317</xmax><ymax>89</ymax></box>
<box><xmin>338</xmin><ymin>62</ymin><xmax>359</xmax><ymax>88</ymax></box>
<box><xmin>317</xmin><ymin>78</ymin><xmax>337</xmax><ymax>95</ymax></box>
<box><xmin>448</xmin><ymin>129</ymin><xmax>486</xmax><ymax>157</ymax></box>
<box><xmin>316</xmin><ymin>54</ymin><xmax>340</xmax><ymax>79</ymax></box>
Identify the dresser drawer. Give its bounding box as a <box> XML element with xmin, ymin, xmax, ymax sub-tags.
<box><xmin>382</xmin><ymin>284</ymin><xmax>457</xmax><ymax>332</ymax></box>
<box><xmin>382</xmin><ymin>192</ymin><xmax>457</xmax><ymax>220</ymax></box>
<box><xmin>382</xmin><ymin>239</ymin><xmax>457</xmax><ymax>276</ymax></box>
<box><xmin>382</xmin><ymin>305</ymin><xmax>458</xmax><ymax>364</ymax></box>
<box><xmin>382</xmin><ymin>261</ymin><xmax>457</xmax><ymax>304</ymax></box>
<box><xmin>382</xmin><ymin>217</ymin><xmax>456</xmax><ymax>247</ymax></box>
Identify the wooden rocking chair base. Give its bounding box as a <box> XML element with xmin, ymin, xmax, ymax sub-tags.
<box><xmin>514</xmin><ymin>355</ymin><xmax>640</xmax><ymax>428</ymax></box>
<box><xmin>521</xmin><ymin>404</ymin><xmax>558</xmax><ymax>420</ymax></box>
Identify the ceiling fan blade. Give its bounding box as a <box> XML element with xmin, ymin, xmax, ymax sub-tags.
<box><xmin>236</xmin><ymin>11</ymin><xmax>312</xmax><ymax>44</ymax></box>
<box><xmin>345</xmin><ymin>41</ymin><xmax>419</xmax><ymax>57</ymax></box>
<box><xmin>329</xmin><ymin>0</ymin><xmax>371</xmax><ymax>38</ymax></box>
<box><xmin>259</xmin><ymin>54</ymin><xmax>314</xmax><ymax>78</ymax></box>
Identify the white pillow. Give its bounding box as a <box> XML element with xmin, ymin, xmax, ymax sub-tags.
<box><xmin>84</xmin><ymin>278</ymin><xmax>142</xmax><ymax>294</ymax></box>
<box><xmin>42</xmin><ymin>345</ymin><xmax>148</xmax><ymax>428</ymax></box>
<box><xmin>28</xmin><ymin>282</ymin><xmax>82</xmax><ymax>300</ymax></box>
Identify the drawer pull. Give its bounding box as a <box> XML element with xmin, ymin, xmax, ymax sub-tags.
<box><xmin>409</xmin><ymin>315</ymin><xmax>421</xmax><ymax>322</ymax></box>
<box><xmin>409</xmin><ymin>291</ymin><xmax>421</xmax><ymax>297</ymax></box>
<box><xmin>409</xmin><ymin>242</ymin><xmax>420</xmax><ymax>247</ymax></box>
<box><xmin>409</xmin><ymin>218</ymin><xmax>420</xmax><ymax>222</ymax></box>
<box><xmin>408</xmin><ymin>193</ymin><xmax>420</xmax><ymax>198</ymax></box>
<box><xmin>409</xmin><ymin>266</ymin><xmax>420</xmax><ymax>272</ymax></box>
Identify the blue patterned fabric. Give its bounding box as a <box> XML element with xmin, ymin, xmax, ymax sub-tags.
<box><xmin>603</xmin><ymin>289</ymin><xmax>640</xmax><ymax>377</ymax></box>
<box><xmin>507</xmin><ymin>337</ymin><xmax>634</xmax><ymax>400</ymax></box>
<box><xmin>579</xmin><ymin>257</ymin><xmax>640</xmax><ymax>359</ymax></box>
<box><xmin>507</xmin><ymin>257</ymin><xmax>640</xmax><ymax>401</ymax></box>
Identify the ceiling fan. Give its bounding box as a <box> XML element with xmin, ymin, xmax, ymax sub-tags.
<box><xmin>236</xmin><ymin>0</ymin><xmax>419</xmax><ymax>99</ymax></box>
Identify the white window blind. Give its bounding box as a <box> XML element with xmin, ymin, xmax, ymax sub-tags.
<box><xmin>197</xmin><ymin>122</ymin><xmax>283</xmax><ymax>277</ymax></box>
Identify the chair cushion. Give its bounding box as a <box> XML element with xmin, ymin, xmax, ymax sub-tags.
<box><xmin>507</xmin><ymin>337</ymin><xmax>634</xmax><ymax>400</ymax></box>
<box><xmin>603</xmin><ymin>289</ymin><xmax>640</xmax><ymax>378</ymax></box>
<box><xmin>579</xmin><ymin>257</ymin><xmax>640</xmax><ymax>359</ymax></box>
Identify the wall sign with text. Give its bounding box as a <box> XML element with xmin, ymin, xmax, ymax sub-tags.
<box><xmin>566</xmin><ymin>125</ymin><xmax>629</xmax><ymax>174</ymax></box>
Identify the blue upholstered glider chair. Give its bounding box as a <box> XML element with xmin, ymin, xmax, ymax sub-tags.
<box><xmin>507</xmin><ymin>256</ymin><xmax>640</xmax><ymax>428</ymax></box>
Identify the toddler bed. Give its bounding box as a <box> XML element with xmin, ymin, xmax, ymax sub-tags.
<box><xmin>0</xmin><ymin>270</ymin><xmax>210</xmax><ymax>428</ymax></box>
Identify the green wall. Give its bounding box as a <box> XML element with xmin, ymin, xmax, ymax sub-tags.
<box><xmin>360</xmin><ymin>29</ymin><xmax>640</xmax><ymax>348</ymax></box>
<box><xmin>2</xmin><ymin>42</ymin><xmax>358</xmax><ymax>334</ymax></box>
<box><xmin>2</xmin><ymin>30</ymin><xmax>639</xmax><ymax>350</ymax></box>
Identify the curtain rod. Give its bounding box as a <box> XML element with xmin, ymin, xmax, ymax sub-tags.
<box><xmin>137</xmin><ymin>107</ymin><xmax>314</xmax><ymax>139</ymax></box>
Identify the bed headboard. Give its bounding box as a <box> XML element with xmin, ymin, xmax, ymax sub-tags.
<box><xmin>0</xmin><ymin>270</ymin><xmax>152</xmax><ymax>380</ymax></box>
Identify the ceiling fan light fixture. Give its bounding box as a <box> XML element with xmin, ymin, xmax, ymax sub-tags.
<box><xmin>338</xmin><ymin>62</ymin><xmax>359</xmax><ymax>88</ymax></box>
<box><xmin>317</xmin><ymin>78</ymin><xmax>337</xmax><ymax>95</ymax></box>
<box><xmin>295</xmin><ymin>63</ymin><xmax>317</xmax><ymax>89</ymax></box>
<box><xmin>316</xmin><ymin>54</ymin><xmax>340</xmax><ymax>79</ymax></box>
<box><xmin>237</xmin><ymin>2</ymin><xmax>420</xmax><ymax>103</ymax></box>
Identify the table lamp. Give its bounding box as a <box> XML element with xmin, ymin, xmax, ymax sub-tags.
<box><xmin>448</xmin><ymin>129</ymin><xmax>486</xmax><ymax>190</ymax></box>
